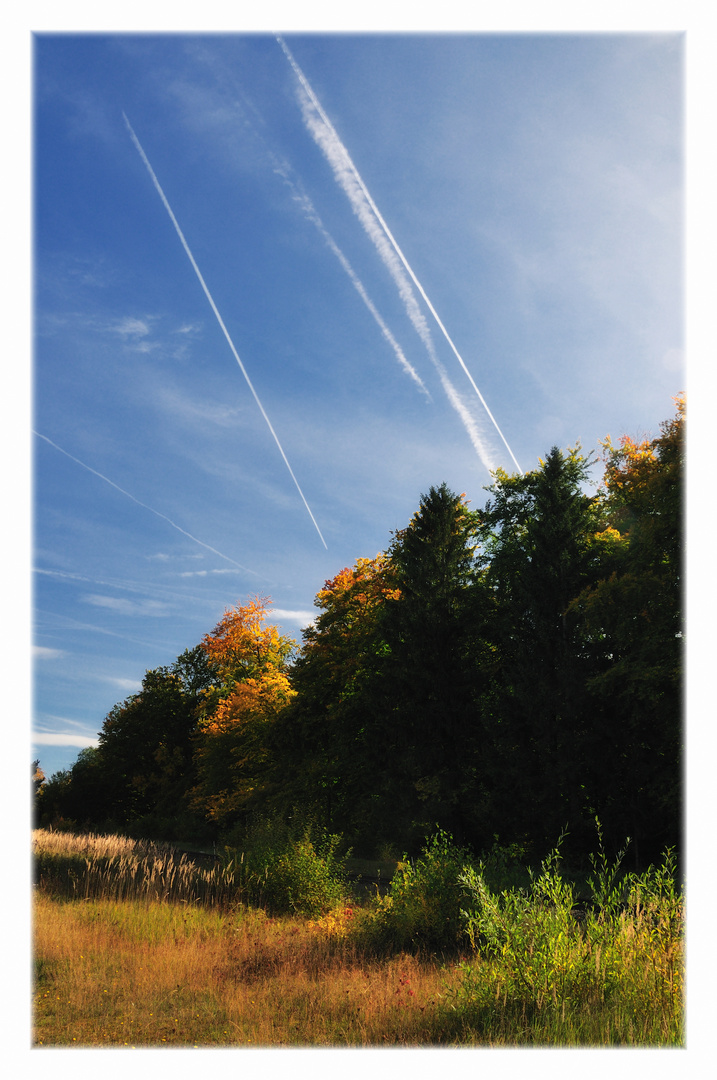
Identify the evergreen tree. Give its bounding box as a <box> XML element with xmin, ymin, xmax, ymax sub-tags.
<box><xmin>379</xmin><ymin>484</ymin><xmax>482</xmax><ymax>847</ymax></box>
<box><xmin>568</xmin><ymin>397</ymin><xmax>684</xmax><ymax>861</ymax></box>
<box><xmin>477</xmin><ymin>448</ymin><xmax>604</xmax><ymax>853</ymax></box>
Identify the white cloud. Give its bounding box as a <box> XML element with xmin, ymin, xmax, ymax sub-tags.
<box><xmin>113</xmin><ymin>316</ymin><xmax>151</xmax><ymax>337</ymax></box>
<box><xmin>33</xmin><ymin>646</ymin><xmax>64</xmax><ymax>660</ymax></box>
<box><xmin>156</xmin><ymin>384</ymin><xmax>248</xmax><ymax>429</ymax></box>
<box><xmin>83</xmin><ymin>594</ymin><xmax>169</xmax><ymax>617</ymax></box>
<box><xmin>33</xmin><ymin>732</ymin><xmax>100</xmax><ymax>749</ymax></box>
<box><xmin>271</xmin><ymin>608</ymin><xmax>315</xmax><ymax>626</ymax></box>
<box><xmin>179</xmin><ymin>568</ymin><xmax>241</xmax><ymax>578</ymax></box>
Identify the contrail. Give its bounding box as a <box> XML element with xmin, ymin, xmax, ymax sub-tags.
<box><xmin>34</xmin><ymin>431</ymin><xmax>259</xmax><ymax>573</ymax></box>
<box><xmin>278</xmin><ymin>37</ymin><xmax>522</xmax><ymax>476</ymax></box>
<box><xmin>293</xmin><ymin>67</ymin><xmax>495</xmax><ymax>471</ymax></box>
<box><xmin>122</xmin><ymin>113</ymin><xmax>328</xmax><ymax>549</ymax></box>
<box><xmin>280</xmin><ymin>39</ymin><xmax>494</xmax><ymax>471</ymax></box>
<box><xmin>285</xmin><ymin>177</ymin><xmax>431</xmax><ymax>398</ymax></box>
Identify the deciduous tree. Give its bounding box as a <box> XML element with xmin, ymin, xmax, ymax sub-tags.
<box><xmin>276</xmin><ymin>556</ymin><xmax>397</xmax><ymax>844</ymax></box>
<box><xmin>192</xmin><ymin>597</ymin><xmax>297</xmax><ymax>828</ymax></box>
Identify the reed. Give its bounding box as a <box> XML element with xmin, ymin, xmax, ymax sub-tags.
<box><xmin>32</xmin><ymin>829</ymin><xmax>241</xmax><ymax>906</ymax></box>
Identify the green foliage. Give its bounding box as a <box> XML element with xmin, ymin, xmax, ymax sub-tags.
<box><xmin>276</xmin><ymin>554</ymin><xmax>398</xmax><ymax>847</ymax></box>
<box><xmin>566</xmin><ymin>399</ymin><xmax>684</xmax><ymax>860</ymax></box>
<box><xmin>459</xmin><ymin>834</ymin><xmax>577</xmax><ymax>977</ymax></box>
<box><xmin>360</xmin><ymin>829</ymin><xmax>471</xmax><ymax>953</ymax></box>
<box><xmin>477</xmin><ymin>836</ymin><xmax>533</xmax><ymax>893</ymax></box>
<box><xmin>477</xmin><ymin>447</ymin><xmax>606</xmax><ymax>851</ymax></box>
<box><xmin>453</xmin><ymin>836</ymin><xmax>683</xmax><ymax>1043</ymax></box>
<box><xmin>222</xmin><ymin>815</ymin><xmax>348</xmax><ymax>918</ymax></box>
<box><xmin>586</xmin><ymin>817</ymin><xmax>632</xmax><ymax>918</ymax></box>
<box><xmin>380</xmin><ymin>486</ymin><xmax>483</xmax><ymax>845</ymax></box>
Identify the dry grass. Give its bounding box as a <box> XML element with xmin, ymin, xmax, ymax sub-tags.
<box><xmin>32</xmin><ymin>828</ymin><xmax>684</xmax><ymax>1047</ymax></box>
<box><xmin>32</xmin><ymin>829</ymin><xmax>240</xmax><ymax>907</ymax></box>
<box><xmin>33</xmin><ymin>892</ymin><xmax>463</xmax><ymax>1046</ymax></box>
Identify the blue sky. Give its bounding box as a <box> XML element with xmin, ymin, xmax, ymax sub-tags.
<box><xmin>32</xmin><ymin>32</ymin><xmax>683</xmax><ymax>780</ymax></box>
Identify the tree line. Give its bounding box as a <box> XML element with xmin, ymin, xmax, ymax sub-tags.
<box><xmin>35</xmin><ymin>397</ymin><xmax>683</xmax><ymax>868</ymax></box>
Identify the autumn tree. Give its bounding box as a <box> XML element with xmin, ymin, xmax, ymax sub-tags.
<box><xmin>191</xmin><ymin>597</ymin><xmax>297</xmax><ymax>830</ymax></box>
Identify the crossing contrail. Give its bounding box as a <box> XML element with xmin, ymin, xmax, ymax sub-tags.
<box><xmin>278</xmin><ymin>37</ymin><xmax>522</xmax><ymax>476</ymax></box>
<box><xmin>34</xmin><ymin>431</ymin><xmax>259</xmax><ymax>573</ymax></box>
<box><xmin>285</xmin><ymin>177</ymin><xmax>431</xmax><ymax>398</ymax></box>
<box><xmin>123</xmin><ymin>113</ymin><xmax>328</xmax><ymax>548</ymax></box>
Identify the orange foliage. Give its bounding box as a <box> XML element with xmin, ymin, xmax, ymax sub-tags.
<box><xmin>192</xmin><ymin>598</ymin><xmax>297</xmax><ymax>822</ymax></box>
<box><xmin>201</xmin><ymin>596</ymin><xmax>293</xmax><ymax>682</ymax></box>
<box><xmin>312</xmin><ymin>555</ymin><xmax>400</xmax><ymax>633</ymax></box>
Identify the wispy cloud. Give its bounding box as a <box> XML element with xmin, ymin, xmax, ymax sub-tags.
<box><xmin>104</xmin><ymin>676</ymin><xmax>143</xmax><ymax>692</ymax></box>
<box><xmin>123</xmin><ymin>113</ymin><xmax>328</xmax><ymax>550</ymax></box>
<box><xmin>33</xmin><ymin>646</ymin><xmax>65</xmax><ymax>660</ymax></box>
<box><xmin>112</xmin><ymin>315</ymin><xmax>152</xmax><ymax>337</ymax></box>
<box><xmin>279</xmin><ymin>37</ymin><xmax>522</xmax><ymax>476</ymax></box>
<box><xmin>34</xmin><ymin>608</ymin><xmax>170</xmax><ymax>651</ymax></box>
<box><xmin>83</xmin><ymin>595</ymin><xmax>169</xmax><ymax>617</ymax></box>
<box><xmin>33</xmin><ymin>732</ymin><xmax>100</xmax><ymax>749</ymax></box>
<box><xmin>178</xmin><ymin>568</ymin><xmax>242</xmax><ymax>578</ymax></box>
<box><xmin>156</xmin><ymin>385</ymin><xmax>248</xmax><ymax>429</ymax></box>
<box><xmin>37</xmin><ymin>713</ymin><xmax>96</xmax><ymax>732</ymax></box>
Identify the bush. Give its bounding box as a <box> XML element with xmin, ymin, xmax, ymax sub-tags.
<box><xmin>450</xmin><ymin>834</ymin><xmax>684</xmax><ymax>1042</ymax></box>
<box><xmin>360</xmin><ymin>829</ymin><xmax>472</xmax><ymax>953</ymax></box>
<box><xmin>222</xmin><ymin>815</ymin><xmax>349</xmax><ymax>918</ymax></box>
<box><xmin>458</xmin><ymin>834</ymin><xmax>582</xmax><ymax>1001</ymax></box>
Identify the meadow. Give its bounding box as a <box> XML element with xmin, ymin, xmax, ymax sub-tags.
<box><xmin>32</xmin><ymin>826</ymin><xmax>684</xmax><ymax>1048</ymax></box>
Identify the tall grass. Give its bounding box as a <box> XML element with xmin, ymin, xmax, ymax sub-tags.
<box><xmin>33</xmin><ymin>825</ymin><xmax>348</xmax><ymax>914</ymax></box>
<box><xmin>33</xmin><ymin>829</ymin><xmax>241</xmax><ymax>906</ymax></box>
<box><xmin>32</xmin><ymin>826</ymin><xmax>684</xmax><ymax>1046</ymax></box>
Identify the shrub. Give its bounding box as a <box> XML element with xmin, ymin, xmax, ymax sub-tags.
<box><xmin>449</xmin><ymin>836</ymin><xmax>683</xmax><ymax>1044</ymax></box>
<box><xmin>223</xmin><ymin>815</ymin><xmax>349</xmax><ymax>918</ymax></box>
<box><xmin>459</xmin><ymin>834</ymin><xmax>584</xmax><ymax>1003</ymax></box>
<box><xmin>360</xmin><ymin>829</ymin><xmax>472</xmax><ymax>954</ymax></box>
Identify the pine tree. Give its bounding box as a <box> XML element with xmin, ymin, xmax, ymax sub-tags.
<box><xmin>380</xmin><ymin>484</ymin><xmax>482</xmax><ymax>846</ymax></box>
